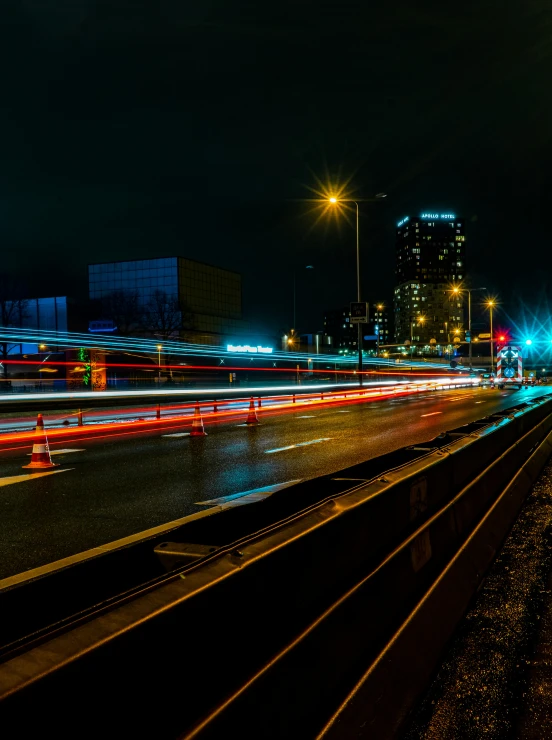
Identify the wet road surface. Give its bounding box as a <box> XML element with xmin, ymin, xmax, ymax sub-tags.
<box><xmin>0</xmin><ymin>386</ymin><xmax>545</xmax><ymax>581</ymax></box>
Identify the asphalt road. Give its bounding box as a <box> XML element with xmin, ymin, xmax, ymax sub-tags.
<box><xmin>0</xmin><ymin>385</ymin><xmax>547</xmax><ymax>580</ymax></box>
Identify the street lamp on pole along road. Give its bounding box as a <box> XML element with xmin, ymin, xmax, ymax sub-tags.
<box><xmin>485</xmin><ymin>300</ymin><xmax>496</xmax><ymax>373</ymax></box>
<box><xmin>328</xmin><ymin>193</ymin><xmax>387</xmax><ymax>386</ymax></box>
<box><xmin>375</xmin><ymin>303</ymin><xmax>384</xmax><ymax>358</ymax></box>
<box><xmin>157</xmin><ymin>344</ymin><xmax>162</xmax><ymax>383</ymax></box>
<box><xmin>451</xmin><ymin>285</ymin><xmax>487</xmax><ymax>369</ymax></box>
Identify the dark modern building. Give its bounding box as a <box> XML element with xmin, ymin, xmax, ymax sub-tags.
<box><xmin>7</xmin><ymin>296</ymin><xmax>69</xmax><ymax>355</ymax></box>
<box><xmin>394</xmin><ymin>212</ymin><xmax>466</xmax><ymax>345</ymax></box>
<box><xmin>88</xmin><ymin>256</ymin><xmax>248</xmax><ymax>345</ymax></box>
<box><xmin>323</xmin><ymin>303</ymin><xmax>391</xmax><ymax>353</ymax></box>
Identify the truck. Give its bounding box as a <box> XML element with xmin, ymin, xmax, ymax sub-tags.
<box><xmin>496</xmin><ymin>345</ymin><xmax>524</xmax><ymax>390</ymax></box>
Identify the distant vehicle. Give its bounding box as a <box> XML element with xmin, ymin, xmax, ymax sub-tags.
<box><xmin>496</xmin><ymin>345</ymin><xmax>523</xmax><ymax>390</ymax></box>
<box><xmin>479</xmin><ymin>372</ymin><xmax>495</xmax><ymax>388</ymax></box>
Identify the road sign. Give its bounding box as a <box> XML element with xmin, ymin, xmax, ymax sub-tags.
<box><xmin>350</xmin><ymin>301</ymin><xmax>368</xmax><ymax>323</ymax></box>
<box><xmin>465</xmin><ymin>331</ymin><xmax>471</xmax><ymax>343</ymax></box>
<box><xmin>479</xmin><ymin>333</ymin><xmax>491</xmax><ymax>339</ymax></box>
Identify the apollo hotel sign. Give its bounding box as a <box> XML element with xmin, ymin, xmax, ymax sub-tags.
<box><xmin>397</xmin><ymin>213</ymin><xmax>456</xmax><ymax>227</ymax></box>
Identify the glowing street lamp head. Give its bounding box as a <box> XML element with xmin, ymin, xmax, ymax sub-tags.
<box><xmin>526</xmin><ymin>339</ymin><xmax>533</xmax><ymax>346</ymax></box>
<box><xmin>329</xmin><ymin>197</ymin><xmax>337</xmax><ymax>204</ymax></box>
<box><xmin>157</xmin><ymin>344</ymin><xmax>162</xmax><ymax>350</ymax></box>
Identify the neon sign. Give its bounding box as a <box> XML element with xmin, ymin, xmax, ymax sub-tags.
<box><xmin>420</xmin><ymin>213</ymin><xmax>456</xmax><ymax>220</ymax></box>
<box><xmin>397</xmin><ymin>216</ymin><xmax>409</xmax><ymax>227</ymax></box>
<box><xmin>227</xmin><ymin>344</ymin><xmax>273</xmax><ymax>354</ymax></box>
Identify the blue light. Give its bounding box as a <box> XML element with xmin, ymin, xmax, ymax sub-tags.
<box><xmin>397</xmin><ymin>216</ymin><xmax>409</xmax><ymax>227</ymax></box>
<box><xmin>526</xmin><ymin>339</ymin><xmax>533</xmax><ymax>346</ymax></box>
<box><xmin>420</xmin><ymin>213</ymin><xmax>456</xmax><ymax>220</ymax></box>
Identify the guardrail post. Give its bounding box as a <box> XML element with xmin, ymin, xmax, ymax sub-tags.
<box><xmin>213</xmin><ymin>402</ymin><xmax>218</xmax><ymax>413</ymax></box>
<box><xmin>293</xmin><ymin>394</ymin><xmax>296</xmax><ymax>403</ymax></box>
<box><xmin>156</xmin><ymin>404</ymin><xmax>161</xmax><ymax>420</ymax></box>
<box><xmin>77</xmin><ymin>409</ymin><xmax>83</xmax><ymax>426</ymax></box>
<box><xmin>257</xmin><ymin>397</ymin><xmax>261</xmax><ymax>408</ymax></box>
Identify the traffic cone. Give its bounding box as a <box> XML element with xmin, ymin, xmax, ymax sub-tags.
<box><xmin>190</xmin><ymin>404</ymin><xmax>207</xmax><ymax>437</ymax></box>
<box><xmin>23</xmin><ymin>414</ymin><xmax>59</xmax><ymax>469</ymax></box>
<box><xmin>246</xmin><ymin>397</ymin><xmax>259</xmax><ymax>425</ymax></box>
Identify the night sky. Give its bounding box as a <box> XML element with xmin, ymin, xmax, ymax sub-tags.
<box><xmin>3</xmin><ymin>1</ymin><xmax>552</xmax><ymax>337</ymax></box>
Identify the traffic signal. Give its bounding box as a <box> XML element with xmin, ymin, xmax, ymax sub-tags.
<box><xmin>499</xmin><ymin>335</ymin><xmax>505</xmax><ymax>342</ymax></box>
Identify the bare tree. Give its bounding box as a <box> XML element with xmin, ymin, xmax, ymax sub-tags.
<box><xmin>141</xmin><ymin>291</ymin><xmax>194</xmax><ymax>378</ymax></box>
<box><xmin>99</xmin><ymin>290</ymin><xmax>142</xmax><ymax>335</ymax></box>
<box><xmin>141</xmin><ymin>290</ymin><xmax>194</xmax><ymax>342</ymax></box>
<box><xmin>0</xmin><ymin>275</ymin><xmax>29</xmax><ymax>378</ymax></box>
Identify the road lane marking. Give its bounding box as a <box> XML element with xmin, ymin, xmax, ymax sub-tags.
<box><xmin>162</xmin><ymin>432</ymin><xmax>191</xmax><ymax>437</ymax></box>
<box><xmin>421</xmin><ymin>412</ymin><xmax>442</xmax><ymax>417</ymax></box>
<box><xmin>26</xmin><ymin>449</ymin><xmax>85</xmax><ymax>456</ymax></box>
<box><xmin>265</xmin><ymin>438</ymin><xmax>332</xmax><ymax>454</ymax></box>
<box><xmin>297</xmin><ymin>415</ymin><xmax>316</xmax><ymax>418</ymax></box>
<box><xmin>0</xmin><ymin>469</ymin><xmax>73</xmax><ymax>488</ymax></box>
<box><xmin>196</xmin><ymin>479</ymin><xmax>302</xmax><ymax>507</ymax></box>
<box><xmin>336</xmin><ymin>410</ymin><xmax>351</xmax><ymax>413</ymax></box>
<box><xmin>475</xmin><ymin>401</ymin><xmax>485</xmax><ymax>404</ymax></box>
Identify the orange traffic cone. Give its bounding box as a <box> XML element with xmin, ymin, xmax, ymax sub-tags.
<box><xmin>246</xmin><ymin>397</ymin><xmax>259</xmax><ymax>425</ymax></box>
<box><xmin>190</xmin><ymin>404</ymin><xmax>207</xmax><ymax>437</ymax></box>
<box><xmin>23</xmin><ymin>414</ymin><xmax>59</xmax><ymax>469</ymax></box>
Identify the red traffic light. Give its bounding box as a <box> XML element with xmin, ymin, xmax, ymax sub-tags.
<box><xmin>499</xmin><ymin>335</ymin><xmax>505</xmax><ymax>341</ymax></box>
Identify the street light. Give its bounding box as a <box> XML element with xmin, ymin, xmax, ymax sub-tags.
<box><xmin>485</xmin><ymin>300</ymin><xmax>496</xmax><ymax>373</ymax></box>
<box><xmin>451</xmin><ymin>285</ymin><xmax>487</xmax><ymax>369</ymax></box>
<box><xmin>328</xmin><ymin>193</ymin><xmax>386</xmax><ymax>385</ymax></box>
<box><xmin>375</xmin><ymin>303</ymin><xmax>384</xmax><ymax>358</ymax></box>
<box><xmin>157</xmin><ymin>344</ymin><xmax>162</xmax><ymax>383</ymax></box>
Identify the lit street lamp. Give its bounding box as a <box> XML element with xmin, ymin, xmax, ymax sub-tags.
<box><xmin>375</xmin><ymin>303</ymin><xmax>384</xmax><ymax>358</ymax></box>
<box><xmin>485</xmin><ymin>300</ymin><xmax>496</xmax><ymax>373</ymax></box>
<box><xmin>328</xmin><ymin>193</ymin><xmax>386</xmax><ymax>385</ymax></box>
<box><xmin>157</xmin><ymin>344</ymin><xmax>162</xmax><ymax>383</ymax></box>
<box><xmin>451</xmin><ymin>285</ymin><xmax>487</xmax><ymax>369</ymax></box>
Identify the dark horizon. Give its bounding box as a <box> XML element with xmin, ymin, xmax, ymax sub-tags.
<box><xmin>1</xmin><ymin>2</ymin><xmax>550</xmax><ymax>337</ymax></box>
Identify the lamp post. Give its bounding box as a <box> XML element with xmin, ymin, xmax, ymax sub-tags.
<box><xmin>451</xmin><ymin>285</ymin><xmax>487</xmax><ymax>369</ymax></box>
<box><xmin>157</xmin><ymin>344</ymin><xmax>162</xmax><ymax>384</ymax></box>
<box><xmin>328</xmin><ymin>193</ymin><xmax>387</xmax><ymax>386</ymax></box>
<box><xmin>375</xmin><ymin>303</ymin><xmax>383</xmax><ymax>358</ymax></box>
<box><xmin>486</xmin><ymin>300</ymin><xmax>495</xmax><ymax>373</ymax></box>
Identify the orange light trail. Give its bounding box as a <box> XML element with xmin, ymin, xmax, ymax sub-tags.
<box><xmin>0</xmin><ymin>380</ymin><xmax>473</xmax><ymax>452</ymax></box>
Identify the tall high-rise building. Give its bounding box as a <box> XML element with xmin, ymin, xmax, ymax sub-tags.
<box><xmin>394</xmin><ymin>212</ymin><xmax>466</xmax><ymax>346</ymax></box>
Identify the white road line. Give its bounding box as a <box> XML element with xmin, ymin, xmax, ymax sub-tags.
<box><xmin>265</xmin><ymin>438</ymin><xmax>332</xmax><ymax>454</ymax></box>
<box><xmin>0</xmin><ymin>469</ymin><xmax>73</xmax><ymax>487</ymax></box>
<box><xmin>421</xmin><ymin>412</ymin><xmax>442</xmax><ymax>417</ymax></box>
<box><xmin>162</xmin><ymin>432</ymin><xmax>191</xmax><ymax>438</ymax></box>
<box><xmin>297</xmin><ymin>415</ymin><xmax>316</xmax><ymax>418</ymax></box>
<box><xmin>336</xmin><ymin>410</ymin><xmax>351</xmax><ymax>413</ymax></box>
<box><xmin>195</xmin><ymin>479</ymin><xmax>302</xmax><ymax>506</ymax></box>
<box><xmin>26</xmin><ymin>449</ymin><xmax>85</xmax><ymax>456</ymax></box>
<box><xmin>475</xmin><ymin>401</ymin><xmax>485</xmax><ymax>404</ymax></box>
<box><xmin>265</xmin><ymin>444</ymin><xmax>296</xmax><ymax>454</ymax></box>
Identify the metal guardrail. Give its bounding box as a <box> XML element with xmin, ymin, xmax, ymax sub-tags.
<box><xmin>0</xmin><ymin>394</ymin><xmax>550</xmax><ymax>737</ymax></box>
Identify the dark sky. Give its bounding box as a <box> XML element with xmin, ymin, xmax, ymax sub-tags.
<box><xmin>2</xmin><ymin>1</ymin><xmax>552</xmax><ymax>336</ymax></box>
